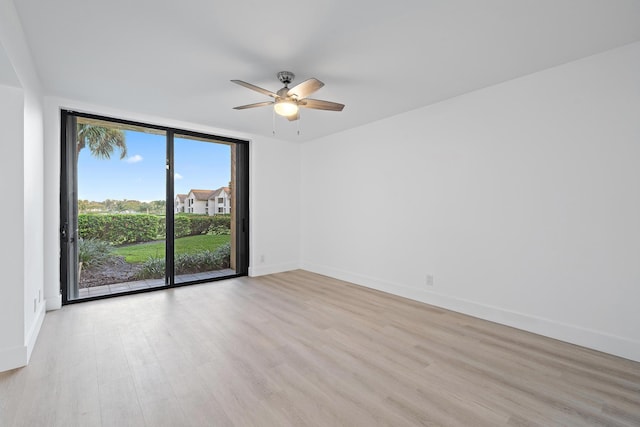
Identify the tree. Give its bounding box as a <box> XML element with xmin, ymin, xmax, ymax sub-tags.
<box><xmin>77</xmin><ymin>124</ymin><xmax>127</xmax><ymax>160</ymax></box>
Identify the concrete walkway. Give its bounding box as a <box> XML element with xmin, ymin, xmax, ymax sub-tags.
<box><xmin>77</xmin><ymin>268</ymin><xmax>235</xmax><ymax>299</ymax></box>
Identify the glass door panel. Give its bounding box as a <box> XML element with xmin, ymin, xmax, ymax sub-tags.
<box><xmin>173</xmin><ymin>134</ymin><xmax>235</xmax><ymax>285</ymax></box>
<box><xmin>71</xmin><ymin>117</ymin><xmax>167</xmax><ymax>300</ymax></box>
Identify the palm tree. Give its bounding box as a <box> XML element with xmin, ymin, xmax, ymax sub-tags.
<box><xmin>77</xmin><ymin>124</ymin><xmax>127</xmax><ymax>160</ymax></box>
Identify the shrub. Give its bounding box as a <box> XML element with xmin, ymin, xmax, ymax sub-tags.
<box><xmin>156</xmin><ymin>218</ymin><xmax>167</xmax><ymax>240</ymax></box>
<box><xmin>207</xmin><ymin>225</ymin><xmax>230</xmax><ymax>235</ymax></box>
<box><xmin>212</xmin><ymin>243</ymin><xmax>231</xmax><ymax>267</ymax></box>
<box><xmin>134</xmin><ymin>255</ymin><xmax>165</xmax><ymax>279</ymax></box>
<box><xmin>174</xmin><ymin>252</ymin><xmax>210</xmax><ymax>273</ymax></box>
<box><xmin>79</xmin><ymin>213</ymin><xmax>231</xmax><ymax>244</ymax></box>
<box><xmin>79</xmin><ymin>214</ymin><xmax>160</xmax><ymax>245</ymax></box>
<box><xmin>212</xmin><ymin>214</ymin><xmax>231</xmax><ymax>229</ymax></box>
<box><xmin>134</xmin><ymin>243</ymin><xmax>231</xmax><ymax>280</ymax></box>
<box><xmin>188</xmin><ymin>215</ymin><xmax>216</xmax><ymax>235</ymax></box>
<box><xmin>173</xmin><ymin>215</ymin><xmax>191</xmax><ymax>238</ymax></box>
<box><xmin>205</xmin><ymin>215</ymin><xmax>231</xmax><ymax>235</ymax></box>
<box><xmin>78</xmin><ymin>238</ymin><xmax>114</xmax><ymax>268</ymax></box>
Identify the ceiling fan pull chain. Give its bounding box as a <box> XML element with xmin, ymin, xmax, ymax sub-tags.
<box><xmin>272</xmin><ymin>108</ymin><xmax>276</xmax><ymax>136</ymax></box>
<box><xmin>297</xmin><ymin>112</ymin><xmax>301</xmax><ymax>136</ymax></box>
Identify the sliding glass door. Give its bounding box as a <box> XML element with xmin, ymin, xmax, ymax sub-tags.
<box><xmin>60</xmin><ymin>111</ymin><xmax>249</xmax><ymax>303</ymax></box>
<box><xmin>173</xmin><ymin>134</ymin><xmax>235</xmax><ymax>285</ymax></box>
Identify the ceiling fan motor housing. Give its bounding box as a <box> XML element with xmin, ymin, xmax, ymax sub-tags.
<box><xmin>277</xmin><ymin>87</ymin><xmax>291</xmax><ymax>99</ymax></box>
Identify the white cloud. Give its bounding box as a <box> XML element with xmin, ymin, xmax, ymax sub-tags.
<box><xmin>125</xmin><ymin>154</ymin><xmax>143</xmax><ymax>163</ymax></box>
<box><xmin>174</xmin><ymin>173</ymin><xmax>183</xmax><ymax>180</ymax></box>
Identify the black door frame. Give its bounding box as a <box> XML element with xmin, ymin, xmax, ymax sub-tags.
<box><xmin>60</xmin><ymin>110</ymin><xmax>250</xmax><ymax>304</ymax></box>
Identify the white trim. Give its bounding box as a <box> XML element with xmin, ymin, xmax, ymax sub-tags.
<box><xmin>0</xmin><ymin>345</ymin><xmax>26</xmax><ymax>372</ymax></box>
<box><xmin>25</xmin><ymin>303</ymin><xmax>46</xmax><ymax>362</ymax></box>
<box><xmin>300</xmin><ymin>261</ymin><xmax>640</xmax><ymax>363</ymax></box>
<box><xmin>249</xmin><ymin>262</ymin><xmax>299</xmax><ymax>277</ymax></box>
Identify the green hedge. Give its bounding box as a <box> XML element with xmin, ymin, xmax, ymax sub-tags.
<box><xmin>185</xmin><ymin>215</ymin><xmax>214</xmax><ymax>235</ymax></box>
<box><xmin>174</xmin><ymin>215</ymin><xmax>190</xmax><ymax>238</ymax></box>
<box><xmin>211</xmin><ymin>214</ymin><xmax>231</xmax><ymax>229</ymax></box>
<box><xmin>78</xmin><ymin>213</ymin><xmax>232</xmax><ymax>245</ymax></box>
<box><xmin>78</xmin><ymin>214</ymin><xmax>160</xmax><ymax>245</ymax></box>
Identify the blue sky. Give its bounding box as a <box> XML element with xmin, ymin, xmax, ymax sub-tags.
<box><xmin>78</xmin><ymin>130</ymin><xmax>231</xmax><ymax>202</ymax></box>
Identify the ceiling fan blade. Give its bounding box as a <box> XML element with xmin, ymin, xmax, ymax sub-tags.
<box><xmin>287</xmin><ymin>78</ymin><xmax>324</xmax><ymax>99</ymax></box>
<box><xmin>286</xmin><ymin>112</ymin><xmax>300</xmax><ymax>121</ymax></box>
<box><xmin>299</xmin><ymin>98</ymin><xmax>345</xmax><ymax>111</ymax></box>
<box><xmin>231</xmin><ymin>80</ymin><xmax>278</xmax><ymax>98</ymax></box>
<box><xmin>233</xmin><ymin>101</ymin><xmax>274</xmax><ymax>110</ymax></box>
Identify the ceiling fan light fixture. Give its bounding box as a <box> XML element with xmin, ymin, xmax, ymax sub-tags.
<box><xmin>274</xmin><ymin>99</ymin><xmax>299</xmax><ymax>117</ymax></box>
<box><xmin>232</xmin><ymin>72</ymin><xmax>344</xmax><ymax>121</ymax></box>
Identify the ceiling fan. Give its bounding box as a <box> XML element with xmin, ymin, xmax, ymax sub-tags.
<box><xmin>231</xmin><ymin>71</ymin><xmax>345</xmax><ymax>121</ymax></box>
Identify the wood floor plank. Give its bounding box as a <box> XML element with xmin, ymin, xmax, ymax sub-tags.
<box><xmin>1</xmin><ymin>270</ymin><xmax>639</xmax><ymax>426</ymax></box>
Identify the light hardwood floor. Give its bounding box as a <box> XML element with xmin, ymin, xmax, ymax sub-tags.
<box><xmin>1</xmin><ymin>270</ymin><xmax>639</xmax><ymax>426</ymax></box>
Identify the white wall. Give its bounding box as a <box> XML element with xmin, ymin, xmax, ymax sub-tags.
<box><xmin>43</xmin><ymin>98</ymin><xmax>301</xmax><ymax>309</ymax></box>
<box><xmin>22</xmin><ymin>79</ymin><xmax>45</xmax><ymax>362</ymax></box>
<box><xmin>0</xmin><ymin>0</ymin><xmax>45</xmax><ymax>372</ymax></box>
<box><xmin>301</xmin><ymin>42</ymin><xmax>640</xmax><ymax>362</ymax></box>
<box><xmin>0</xmin><ymin>84</ymin><xmax>27</xmax><ymax>371</ymax></box>
<box><xmin>249</xmin><ymin>135</ymin><xmax>301</xmax><ymax>276</ymax></box>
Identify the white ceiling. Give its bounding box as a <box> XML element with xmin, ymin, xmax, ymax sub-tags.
<box><xmin>12</xmin><ymin>0</ymin><xmax>640</xmax><ymax>142</ymax></box>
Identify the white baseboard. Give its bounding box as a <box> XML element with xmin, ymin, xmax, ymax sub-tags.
<box><xmin>0</xmin><ymin>301</ymin><xmax>46</xmax><ymax>373</ymax></box>
<box><xmin>0</xmin><ymin>345</ymin><xmax>27</xmax><ymax>373</ymax></box>
<box><xmin>249</xmin><ymin>262</ymin><xmax>299</xmax><ymax>277</ymax></box>
<box><xmin>25</xmin><ymin>302</ymin><xmax>46</xmax><ymax>363</ymax></box>
<box><xmin>301</xmin><ymin>261</ymin><xmax>640</xmax><ymax>363</ymax></box>
<box><xmin>45</xmin><ymin>293</ymin><xmax>62</xmax><ymax>311</ymax></box>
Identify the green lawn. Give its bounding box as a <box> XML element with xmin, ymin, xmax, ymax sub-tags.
<box><xmin>113</xmin><ymin>234</ymin><xmax>230</xmax><ymax>263</ymax></box>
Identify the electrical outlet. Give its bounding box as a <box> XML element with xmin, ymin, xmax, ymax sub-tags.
<box><xmin>260</xmin><ymin>254</ymin><xmax>265</xmax><ymax>263</ymax></box>
<box><xmin>426</xmin><ymin>274</ymin><xmax>434</xmax><ymax>287</ymax></box>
